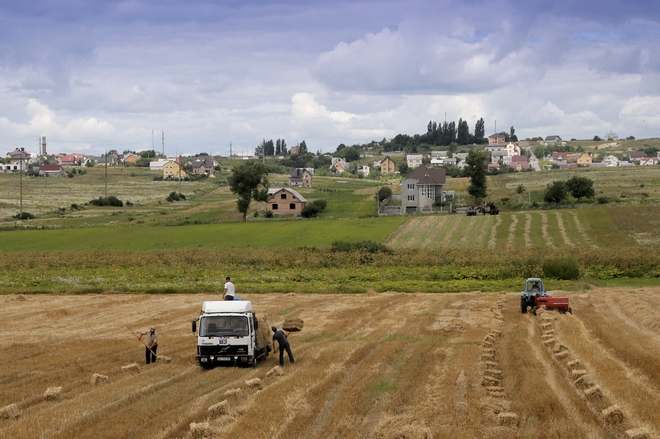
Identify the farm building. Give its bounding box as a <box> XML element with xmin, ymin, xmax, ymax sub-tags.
<box><xmin>288</xmin><ymin>168</ymin><xmax>313</xmax><ymax>187</ymax></box>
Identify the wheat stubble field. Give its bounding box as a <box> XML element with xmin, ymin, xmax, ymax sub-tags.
<box><xmin>1</xmin><ymin>290</ymin><xmax>660</xmax><ymax>439</ymax></box>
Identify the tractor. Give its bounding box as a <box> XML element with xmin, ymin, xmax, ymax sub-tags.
<box><xmin>520</xmin><ymin>278</ymin><xmax>571</xmax><ymax>315</ymax></box>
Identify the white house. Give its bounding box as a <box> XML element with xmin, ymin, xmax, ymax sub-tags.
<box><xmin>406</xmin><ymin>154</ymin><xmax>424</xmax><ymax>168</ymax></box>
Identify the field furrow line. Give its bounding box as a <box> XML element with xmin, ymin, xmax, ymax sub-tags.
<box><xmin>540</xmin><ymin>212</ymin><xmax>555</xmax><ymax>247</ymax></box>
<box><xmin>524</xmin><ymin>213</ymin><xmax>532</xmax><ymax>247</ymax></box>
<box><xmin>487</xmin><ymin>215</ymin><xmax>501</xmax><ymax>249</ymax></box>
<box><xmin>421</xmin><ymin>215</ymin><xmax>448</xmax><ymax>248</ymax></box>
<box><xmin>440</xmin><ymin>215</ymin><xmax>462</xmax><ymax>247</ymax></box>
<box><xmin>555</xmin><ymin>212</ymin><xmax>573</xmax><ymax>247</ymax></box>
<box><xmin>506</xmin><ymin>214</ymin><xmax>518</xmax><ymax>249</ymax></box>
<box><xmin>473</xmin><ymin>216</ymin><xmax>490</xmax><ymax>247</ymax></box>
<box><xmin>383</xmin><ymin>218</ymin><xmax>415</xmax><ymax>248</ymax></box>
<box><xmin>570</xmin><ymin>211</ymin><xmax>599</xmax><ymax>248</ymax></box>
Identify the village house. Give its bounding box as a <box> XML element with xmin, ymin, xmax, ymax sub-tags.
<box><xmin>38</xmin><ymin>164</ymin><xmax>64</xmax><ymax>177</ymax></box>
<box><xmin>357</xmin><ymin>165</ymin><xmax>370</xmax><ymax>177</ymax></box>
<box><xmin>545</xmin><ymin>135</ymin><xmax>562</xmax><ymax>143</ymax></box>
<box><xmin>400</xmin><ymin>164</ymin><xmax>446</xmax><ymax>214</ymax></box>
<box><xmin>288</xmin><ymin>168</ymin><xmax>313</xmax><ymax>187</ymax></box>
<box><xmin>484</xmin><ymin>145</ymin><xmax>505</xmax><ymax>153</ymax></box>
<box><xmin>122</xmin><ymin>153</ymin><xmax>140</xmax><ymax>164</ymax></box>
<box><xmin>266</xmin><ymin>188</ymin><xmax>307</xmax><ymax>216</ymax></box>
<box><xmin>640</xmin><ymin>157</ymin><xmax>659</xmax><ymax>166</ymax></box>
<box><xmin>576</xmin><ymin>152</ymin><xmax>593</xmax><ymax>166</ymax></box>
<box><xmin>511</xmin><ymin>155</ymin><xmax>529</xmax><ymax>171</ymax></box>
<box><xmin>191</xmin><ymin>155</ymin><xmax>215</xmax><ymax>176</ymax></box>
<box><xmin>601</xmin><ymin>155</ymin><xmax>620</xmax><ymax>167</ymax></box>
<box><xmin>163</xmin><ymin>159</ymin><xmax>188</xmax><ymax>179</ymax></box>
<box><xmin>329</xmin><ymin>158</ymin><xmax>349</xmax><ymax>174</ymax></box>
<box><xmin>380</xmin><ymin>156</ymin><xmax>397</xmax><ymax>173</ymax></box>
<box><xmin>150</xmin><ymin>158</ymin><xmax>170</xmax><ymax>171</ymax></box>
<box><xmin>629</xmin><ymin>151</ymin><xmax>646</xmax><ymax>163</ymax></box>
<box><xmin>488</xmin><ymin>133</ymin><xmax>506</xmax><ymax>145</ymax></box>
<box><xmin>406</xmin><ymin>153</ymin><xmax>423</xmax><ymax>168</ymax></box>
<box><xmin>505</xmin><ymin>142</ymin><xmax>521</xmax><ymax>157</ymax></box>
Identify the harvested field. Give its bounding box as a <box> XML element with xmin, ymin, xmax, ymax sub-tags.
<box><xmin>2</xmin><ymin>290</ymin><xmax>660</xmax><ymax>438</ymax></box>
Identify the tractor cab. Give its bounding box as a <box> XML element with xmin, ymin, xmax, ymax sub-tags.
<box><xmin>521</xmin><ymin>277</ymin><xmax>571</xmax><ymax>315</ymax></box>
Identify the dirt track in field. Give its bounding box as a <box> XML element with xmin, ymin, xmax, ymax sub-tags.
<box><xmin>1</xmin><ymin>289</ymin><xmax>660</xmax><ymax>439</ymax></box>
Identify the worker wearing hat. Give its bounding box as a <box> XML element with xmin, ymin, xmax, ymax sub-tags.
<box><xmin>138</xmin><ymin>326</ymin><xmax>158</xmax><ymax>364</ymax></box>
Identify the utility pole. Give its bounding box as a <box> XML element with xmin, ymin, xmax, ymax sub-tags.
<box><xmin>162</xmin><ymin>131</ymin><xmax>165</xmax><ymax>156</ymax></box>
<box><xmin>178</xmin><ymin>153</ymin><xmax>182</xmax><ymax>194</ymax></box>
<box><xmin>105</xmin><ymin>150</ymin><xmax>108</xmax><ymax>198</ymax></box>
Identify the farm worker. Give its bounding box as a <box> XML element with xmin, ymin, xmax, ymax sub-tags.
<box><xmin>272</xmin><ymin>326</ymin><xmax>295</xmax><ymax>366</ymax></box>
<box><xmin>138</xmin><ymin>326</ymin><xmax>158</xmax><ymax>364</ymax></box>
<box><xmin>223</xmin><ymin>277</ymin><xmax>235</xmax><ymax>301</ymax></box>
<box><xmin>531</xmin><ymin>282</ymin><xmax>541</xmax><ymax>292</ymax></box>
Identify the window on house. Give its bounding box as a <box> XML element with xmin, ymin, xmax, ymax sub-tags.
<box><xmin>420</xmin><ymin>185</ymin><xmax>433</xmax><ymax>199</ymax></box>
<box><xmin>281</xmin><ymin>194</ymin><xmax>287</xmax><ymax>199</ymax></box>
<box><xmin>290</xmin><ymin>203</ymin><xmax>295</xmax><ymax>209</ymax></box>
<box><xmin>407</xmin><ymin>184</ymin><xmax>415</xmax><ymax>190</ymax></box>
<box><xmin>408</xmin><ymin>195</ymin><xmax>415</xmax><ymax>201</ymax></box>
<box><xmin>272</xmin><ymin>204</ymin><xmax>278</xmax><ymax>210</ymax></box>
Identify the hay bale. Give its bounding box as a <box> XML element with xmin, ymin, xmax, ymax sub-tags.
<box><xmin>481</xmin><ymin>376</ymin><xmax>499</xmax><ymax>386</ymax></box>
<box><xmin>542</xmin><ymin>338</ymin><xmax>555</xmax><ymax>346</ymax></box>
<box><xmin>159</xmin><ymin>356</ymin><xmax>172</xmax><ymax>363</ymax></box>
<box><xmin>483</xmin><ymin>348</ymin><xmax>496</xmax><ymax>355</ymax></box>
<box><xmin>0</xmin><ymin>404</ymin><xmax>21</xmax><ymax>420</ymax></box>
<box><xmin>91</xmin><ymin>373</ymin><xmax>108</xmax><ymax>385</ymax></box>
<box><xmin>121</xmin><ymin>363</ymin><xmax>140</xmax><ymax>373</ymax></box>
<box><xmin>208</xmin><ymin>400</ymin><xmax>230</xmax><ymax>418</ymax></box>
<box><xmin>489</xmin><ymin>329</ymin><xmax>502</xmax><ymax>337</ymax></box>
<box><xmin>484</xmin><ymin>361</ymin><xmax>499</xmax><ymax>370</ymax></box>
<box><xmin>584</xmin><ymin>386</ymin><xmax>603</xmax><ymax>401</ymax></box>
<box><xmin>487</xmin><ymin>386</ymin><xmax>506</xmax><ymax>398</ymax></box>
<box><xmin>553</xmin><ymin>343</ymin><xmax>569</xmax><ymax>353</ymax></box>
<box><xmin>266</xmin><ymin>366</ymin><xmax>284</xmax><ymax>377</ymax></box>
<box><xmin>541</xmin><ymin>323</ymin><xmax>553</xmax><ymax>330</ymax></box>
<box><xmin>575</xmin><ymin>374</ymin><xmax>594</xmax><ymax>389</ymax></box>
<box><xmin>567</xmin><ymin>359</ymin><xmax>582</xmax><ymax>369</ymax></box>
<box><xmin>555</xmin><ymin>351</ymin><xmax>569</xmax><ymax>360</ymax></box>
<box><xmin>484</xmin><ymin>370</ymin><xmax>503</xmax><ymax>380</ymax></box>
<box><xmin>543</xmin><ymin>329</ymin><xmax>555</xmax><ymax>336</ymax></box>
<box><xmin>44</xmin><ymin>387</ymin><xmax>62</xmax><ymax>401</ymax></box>
<box><xmin>602</xmin><ymin>405</ymin><xmax>624</xmax><ymax>425</ymax></box>
<box><xmin>481</xmin><ymin>354</ymin><xmax>495</xmax><ymax>361</ymax></box>
<box><xmin>255</xmin><ymin>313</ymin><xmax>273</xmax><ymax>351</ymax></box>
<box><xmin>484</xmin><ymin>335</ymin><xmax>496</xmax><ymax>344</ymax></box>
<box><xmin>224</xmin><ymin>388</ymin><xmax>242</xmax><ymax>398</ymax></box>
<box><xmin>541</xmin><ymin>334</ymin><xmax>554</xmax><ymax>340</ymax></box>
<box><xmin>625</xmin><ymin>428</ymin><xmax>650</xmax><ymax>439</ymax></box>
<box><xmin>498</xmin><ymin>412</ymin><xmax>518</xmax><ymax>426</ymax></box>
<box><xmin>245</xmin><ymin>378</ymin><xmax>262</xmax><ymax>389</ymax></box>
<box><xmin>282</xmin><ymin>318</ymin><xmax>304</xmax><ymax>332</ymax></box>
<box><xmin>190</xmin><ymin>422</ymin><xmax>211</xmax><ymax>439</ymax></box>
<box><xmin>571</xmin><ymin>369</ymin><xmax>587</xmax><ymax>379</ymax></box>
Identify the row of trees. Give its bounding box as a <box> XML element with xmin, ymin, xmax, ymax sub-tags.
<box><xmin>544</xmin><ymin>176</ymin><xmax>595</xmax><ymax>203</ymax></box>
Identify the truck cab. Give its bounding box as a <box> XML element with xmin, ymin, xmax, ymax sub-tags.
<box><xmin>192</xmin><ymin>301</ymin><xmax>268</xmax><ymax>368</ymax></box>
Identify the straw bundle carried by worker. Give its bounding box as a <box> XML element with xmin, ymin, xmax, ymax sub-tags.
<box><xmin>282</xmin><ymin>318</ymin><xmax>304</xmax><ymax>332</ymax></box>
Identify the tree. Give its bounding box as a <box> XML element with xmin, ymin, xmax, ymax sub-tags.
<box><xmin>378</xmin><ymin>187</ymin><xmax>392</xmax><ymax>202</ymax></box>
<box><xmin>457</xmin><ymin>118</ymin><xmax>470</xmax><ymax>145</ymax></box>
<box><xmin>593</xmin><ymin>135</ymin><xmax>602</xmax><ymax>141</ymax></box>
<box><xmin>544</xmin><ymin>180</ymin><xmax>568</xmax><ymax>203</ymax></box>
<box><xmin>342</xmin><ymin>146</ymin><xmax>361</xmax><ymax>162</ymax></box>
<box><xmin>509</xmin><ymin>126</ymin><xmax>518</xmax><ymax>142</ymax></box>
<box><xmin>299</xmin><ymin>140</ymin><xmax>308</xmax><ymax>154</ymax></box>
<box><xmin>227</xmin><ymin>161</ymin><xmax>269</xmax><ymax>221</ymax></box>
<box><xmin>463</xmin><ymin>150</ymin><xmax>488</xmax><ymax>202</ymax></box>
<box><xmin>398</xmin><ymin>163</ymin><xmax>411</xmax><ymax>177</ymax></box>
<box><xmin>474</xmin><ymin>118</ymin><xmax>485</xmax><ymax>142</ymax></box>
<box><xmin>565</xmin><ymin>176</ymin><xmax>595</xmax><ymax>201</ymax></box>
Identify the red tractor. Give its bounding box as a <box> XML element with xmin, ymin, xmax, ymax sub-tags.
<box><xmin>520</xmin><ymin>278</ymin><xmax>571</xmax><ymax>315</ymax></box>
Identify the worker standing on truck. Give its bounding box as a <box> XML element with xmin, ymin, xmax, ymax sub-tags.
<box><xmin>138</xmin><ymin>326</ymin><xmax>158</xmax><ymax>364</ymax></box>
<box><xmin>272</xmin><ymin>326</ymin><xmax>295</xmax><ymax>366</ymax></box>
<box><xmin>223</xmin><ymin>277</ymin><xmax>235</xmax><ymax>301</ymax></box>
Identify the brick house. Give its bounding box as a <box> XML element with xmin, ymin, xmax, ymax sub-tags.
<box><xmin>267</xmin><ymin>188</ymin><xmax>307</xmax><ymax>216</ymax></box>
<box><xmin>380</xmin><ymin>156</ymin><xmax>396</xmax><ymax>173</ymax></box>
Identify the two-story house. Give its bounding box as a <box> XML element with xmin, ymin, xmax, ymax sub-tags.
<box><xmin>488</xmin><ymin>133</ymin><xmax>506</xmax><ymax>145</ymax></box>
<box><xmin>288</xmin><ymin>168</ymin><xmax>313</xmax><ymax>187</ymax></box>
<box><xmin>191</xmin><ymin>155</ymin><xmax>215</xmax><ymax>176</ymax></box>
<box><xmin>406</xmin><ymin>153</ymin><xmax>423</xmax><ymax>168</ymax></box>
<box><xmin>380</xmin><ymin>156</ymin><xmax>397</xmax><ymax>174</ymax></box>
<box><xmin>163</xmin><ymin>159</ymin><xmax>188</xmax><ymax>179</ymax></box>
<box><xmin>401</xmin><ymin>164</ymin><xmax>446</xmax><ymax>214</ymax></box>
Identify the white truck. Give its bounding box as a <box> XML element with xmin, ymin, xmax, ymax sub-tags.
<box><xmin>191</xmin><ymin>301</ymin><xmax>270</xmax><ymax>368</ymax></box>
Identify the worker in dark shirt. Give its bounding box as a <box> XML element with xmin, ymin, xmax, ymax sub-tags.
<box><xmin>272</xmin><ymin>326</ymin><xmax>295</xmax><ymax>366</ymax></box>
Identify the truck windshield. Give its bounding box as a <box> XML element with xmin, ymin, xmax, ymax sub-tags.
<box><xmin>200</xmin><ymin>316</ymin><xmax>248</xmax><ymax>337</ymax></box>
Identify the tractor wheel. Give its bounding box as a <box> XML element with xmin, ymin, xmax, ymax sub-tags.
<box><xmin>520</xmin><ymin>297</ymin><xmax>527</xmax><ymax>314</ymax></box>
<box><xmin>568</xmin><ymin>307</ymin><xmax>573</xmax><ymax>315</ymax></box>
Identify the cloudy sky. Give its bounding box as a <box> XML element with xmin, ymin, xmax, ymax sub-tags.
<box><xmin>1</xmin><ymin>0</ymin><xmax>659</xmax><ymax>156</ymax></box>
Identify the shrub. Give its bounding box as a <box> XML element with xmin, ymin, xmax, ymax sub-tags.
<box><xmin>542</xmin><ymin>257</ymin><xmax>580</xmax><ymax>280</ymax></box>
<box><xmin>330</xmin><ymin>240</ymin><xmax>393</xmax><ymax>254</ymax></box>
<box><xmin>312</xmin><ymin>199</ymin><xmax>327</xmax><ymax>210</ymax></box>
<box><xmin>301</xmin><ymin>204</ymin><xmax>323</xmax><ymax>218</ymax></box>
<box><xmin>166</xmin><ymin>192</ymin><xmax>187</xmax><ymax>202</ymax></box>
<box><xmin>597</xmin><ymin>196</ymin><xmax>609</xmax><ymax>204</ymax></box>
<box><xmin>13</xmin><ymin>212</ymin><xmax>35</xmax><ymax>220</ymax></box>
<box><xmin>89</xmin><ymin>196</ymin><xmax>123</xmax><ymax>207</ymax></box>
<box><xmin>378</xmin><ymin>187</ymin><xmax>392</xmax><ymax>202</ymax></box>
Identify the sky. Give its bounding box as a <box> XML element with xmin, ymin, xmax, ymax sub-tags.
<box><xmin>1</xmin><ymin>0</ymin><xmax>659</xmax><ymax>157</ymax></box>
